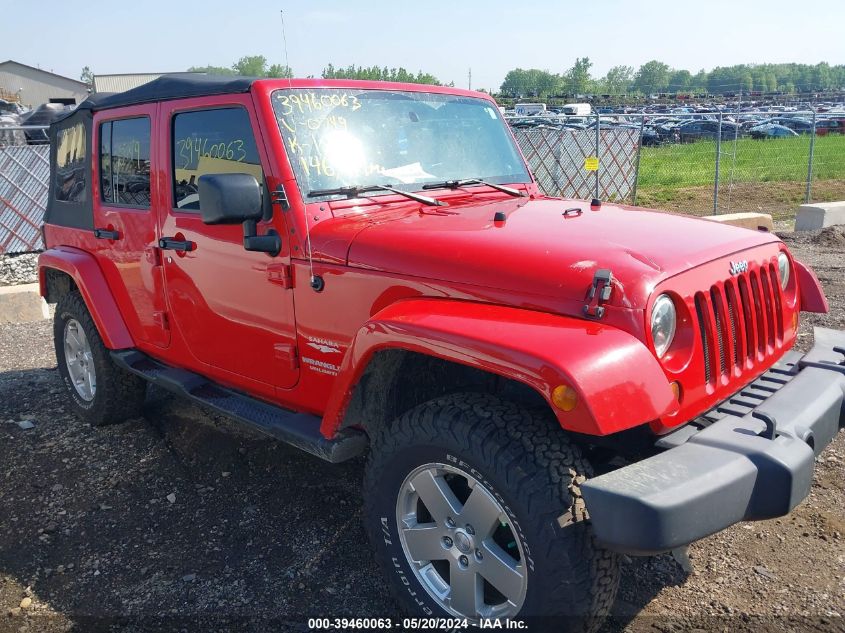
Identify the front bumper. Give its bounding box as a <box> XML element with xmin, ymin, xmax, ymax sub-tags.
<box><xmin>581</xmin><ymin>327</ymin><xmax>845</xmax><ymax>555</ymax></box>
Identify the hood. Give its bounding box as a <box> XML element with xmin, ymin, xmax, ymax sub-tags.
<box><xmin>320</xmin><ymin>197</ymin><xmax>779</xmax><ymax>310</ymax></box>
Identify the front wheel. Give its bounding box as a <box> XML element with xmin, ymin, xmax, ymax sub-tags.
<box><xmin>363</xmin><ymin>393</ymin><xmax>619</xmax><ymax>631</ymax></box>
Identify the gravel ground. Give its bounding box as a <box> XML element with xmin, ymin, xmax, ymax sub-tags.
<box><xmin>0</xmin><ymin>229</ymin><xmax>843</xmax><ymax>633</ymax></box>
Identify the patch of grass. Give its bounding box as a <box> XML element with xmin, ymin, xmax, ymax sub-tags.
<box><xmin>635</xmin><ymin>134</ymin><xmax>845</xmax><ymax>215</ymax></box>
<box><xmin>638</xmin><ymin>134</ymin><xmax>845</xmax><ymax>188</ymax></box>
<box><xmin>635</xmin><ymin>180</ymin><xmax>845</xmax><ymax>218</ymax></box>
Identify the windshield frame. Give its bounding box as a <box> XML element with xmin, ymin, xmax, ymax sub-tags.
<box><xmin>269</xmin><ymin>87</ymin><xmax>532</xmax><ymax>205</ymax></box>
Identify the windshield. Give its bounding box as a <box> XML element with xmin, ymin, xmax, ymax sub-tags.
<box><xmin>271</xmin><ymin>89</ymin><xmax>530</xmax><ymax>201</ymax></box>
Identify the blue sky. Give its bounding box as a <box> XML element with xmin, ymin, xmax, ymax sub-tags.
<box><xmin>5</xmin><ymin>0</ymin><xmax>844</xmax><ymax>91</ymax></box>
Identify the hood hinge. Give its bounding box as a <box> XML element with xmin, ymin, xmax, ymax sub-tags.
<box><xmin>583</xmin><ymin>269</ymin><xmax>613</xmax><ymax>319</ymax></box>
<box><xmin>267</xmin><ymin>264</ymin><xmax>293</xmax><ymax>289</ymax></box>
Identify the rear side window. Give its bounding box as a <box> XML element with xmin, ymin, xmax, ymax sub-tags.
<box><xmin>100</xmin><ymin>117</ymin><xmax>151</xmax><ymax>208</ymax></box>
<box><xmin>54</xmin><ymin>122</ymin><xmax>87</xmax><ymax>203</ymax></box>
<box><xmin>171</xmin><ymin>107</ymin><xmax>263</xmax><ymax>211</ymax></box>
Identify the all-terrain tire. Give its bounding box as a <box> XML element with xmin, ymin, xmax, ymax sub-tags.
<box><xmin>363</xmin><ymin>393</ymin><xmax>619</xmax><ymax>632</ymax></box>
<box><xmin>54</xmin><ymin>291</ymin><xmax>146</xmax><ymax>426</ymax></box>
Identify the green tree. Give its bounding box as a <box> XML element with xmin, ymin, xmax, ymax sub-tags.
<box><xmin>267</xmin><ymin>64</ymin><xmax>293</xmax><ymax>78</ymax></box>
<box><xmin>233</xmin><ymin>55</ymin><xmax>269</xmax><ymax>77</ymax></box>
<box><xmin>565</xmin><ymin>57</ymin><xmax>592</xmax><ymax>95</ymax></box>
<box><xmin>690</xmin><ymin>69</ymin><xmax>708</xmax><ymax>92</ymax></box>
<box><xmin>321</xmin><ymin>64</ymin><xmax>440</xmax><ymax>85</ymax></box>
<box><xmin>80</xmin><ymin>66</ymin><xmax>94</xmax><ymax>85</ymax></box>
<box><xmin>189</xmin><ymin>58</ymin><xmax>292</xmax><ymax>78</ymax></box>
<box><xmin>602</xmin><ymin>65</ymin><xmax>634</xmax><ymax>94</ymax></box>
<box><xmin>667</xmin><ymin>69</ymin><xmax>692</xmax><ymax>93</ymax></box>
<box><xmin>187</xmin><ymin>65</ymin><xmax>235</xmax><ymax>75</ymax></box>
<box><xmin>500</xmin><ymin>68</ymin><xmax>562</xmax><ymax>98</ymax></box>
<box><xmin>632</xmin><ymin>60</ymin><xmax>671</xmax><ymax>94</ymax></box>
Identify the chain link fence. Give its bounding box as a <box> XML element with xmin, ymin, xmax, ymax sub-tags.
<box><xmin>512</xmin><ymin>111</ymin><xmax>845</xmax><ymax>219</ymax></box>
<box><xmin>513</xmin><ymin>126</ymin><xmax>639</xmax><ymax>202</ymax></box>
<box><xmin>0</xmin><ymin>127</ymin><xmax>49</xmax><ymax>253</ymax></box>
<box><xmin>1</xmin><ymin>114</ymin><xmax>843</xmax><ymax>253</ymax></box>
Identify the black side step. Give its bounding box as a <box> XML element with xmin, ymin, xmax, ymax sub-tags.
<box><xmin>111</xmin><ymin>350</ymin><xmax>367</xmax><ymax>463</ymax></box>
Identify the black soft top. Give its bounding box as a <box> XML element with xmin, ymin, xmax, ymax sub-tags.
<box><xmin>74</xmin><ymin>73</ymin><xmax>257</xmax><ymax>116</ymax></box>
<box><xmin>45</xmin><ymin>74</ymin><xmax>256</xmax><ymax>231</ymax></box>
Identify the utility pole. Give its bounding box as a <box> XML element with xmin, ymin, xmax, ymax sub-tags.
<box><xmin>468</xmin><ymin>68</ymin><xmax>472</xmax><ymax>91</ymax></box>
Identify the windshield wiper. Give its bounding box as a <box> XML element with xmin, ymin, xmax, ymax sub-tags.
<box><xmin>421</xmin><ymin>178</ymin><xmax>527</xmax><ymax>197</ymax></box>
<box><xmin>307</xmin><ymin>184</ymin><xmax>447</xmax><ymax>206</ymax></box>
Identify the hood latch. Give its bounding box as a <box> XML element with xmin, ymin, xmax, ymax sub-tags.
<box><xmin>583</xmin><ymin>269</ymin><xmax>613</xmax><ymax>319</ymax></box>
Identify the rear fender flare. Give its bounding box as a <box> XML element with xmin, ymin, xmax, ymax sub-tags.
<box><xmin>38</xmin><ymin>246</ymin><xmax>134</xmax><ymax>349</ymax></box>
<box><xmin>321</xmin><ymin>299</ymin><xmax>676</xmax><ymax>438</ymax></box>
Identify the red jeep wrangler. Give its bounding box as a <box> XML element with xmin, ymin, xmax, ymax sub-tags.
<box><xmin>39</xmin><ymin>75</ymin><xmax>844</xmax><ymax>627</ymax></box>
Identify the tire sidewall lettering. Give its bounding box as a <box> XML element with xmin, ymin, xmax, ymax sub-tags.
<box><xmin>373</xmin><ymin>445</ymin><xmax>535</xmax><ymax>619</ymax></box>
<box><xmin>446</xmin><ymin>453</ymin><xmax>534</xmax><ymax>573</ymax></box>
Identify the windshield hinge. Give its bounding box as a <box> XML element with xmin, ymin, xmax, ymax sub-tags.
<box><xmin>583</xmin><ymin>269</ymin><xmax>613</xmax><ymax>319</ymax></box>
<box><xmin>271</xmin><ymin>186</ymin><xmax>291</xmax><ymax>210</ymax></box>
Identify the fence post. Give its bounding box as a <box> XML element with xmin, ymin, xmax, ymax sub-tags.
<box><xmin>805</xmin><ymin>109</ymin><xmax>817</xmax><ymax>203</ymax></box>
<box><xmin>594</xmin><ymin>113</ymin><xmax>600</xmax><ymax>201</ymax></box>
<box><xmin>631</xmin><ymin>115</ymin><xmax>645</xmax><ymax>205</ymax></box>
<box><xmin>713</xmin><ymin>112</ymin><xmax>722</xmax><ymax>214</ymax></box>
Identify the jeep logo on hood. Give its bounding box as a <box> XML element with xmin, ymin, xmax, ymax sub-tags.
<box><xmin>729</xmin><ymin>260</ymin><xmax>749</xmax><ymax>275</ymax></box>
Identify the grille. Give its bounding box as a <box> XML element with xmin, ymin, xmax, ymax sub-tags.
<box><xmin>695</xmin><ymin>263</ymin><xmax>784</xmax><ymax>384</ymax></box>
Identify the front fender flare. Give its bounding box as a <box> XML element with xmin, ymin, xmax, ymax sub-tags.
<box><xmin>321</xmin><ymin>299</ymin><xmax>676</xmax><ymax>438</ymax></box>
<box><xmin>794</xmin><ymin>258</ymin><xmax>829</xmax><ymax>314</ymax></box>
<box><xmin>39</xmin><ymin>246</ymin><xmax>134</xmax><ymax>349</ymax></box>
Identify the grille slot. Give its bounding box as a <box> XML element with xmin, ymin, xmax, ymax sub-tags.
<box><xmin>695</xmin><ymin>262</ymin><xmax>782</xmax><ymax>383</ymax></box>
<box><xmin>710</xmin><ymin>288</ymin><xmax>728</xmax><ymax>376</ymax></box>
<box><xmin>769</xmin><ymin>263</ymin><xmax>784</xmax><ymax>340</ymax></box>
<box><xmin>760</xmin><ymin>268</ymin><xmax>776</xmax><ymax>348</ymax></box>
<box><xmin>725</xmin><ymin>283</ymin><xmax>741</xmax><ymax>366</ymax></box>
<box><xmin>695</xmin><ymin>294</ymin><xmax>712</xmax><ymax>384</ymax></box>
<box><xmin>749</xmin><ymin>271</ymin><xmax>766</xmax><ymax>354</ymax></box>
<box><xmin>737</xmin><ymin>277</ymin><xmax>755</xmax><ymax>363</ymax></box>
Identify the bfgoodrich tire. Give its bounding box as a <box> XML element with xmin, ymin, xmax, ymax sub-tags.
<box><xmin>363</xmin><ymin>393</ymin><xmax>619</xmax><ymax>632</ymax></box>
<box><xmin>54</xmin><ymin>291</ymin><xmax>146</xmax><ymax>426</ymax></box>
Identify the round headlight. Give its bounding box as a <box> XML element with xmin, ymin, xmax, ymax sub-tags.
<box><xmin>651</xmin><ymin>294</ymin><xmax>677</xmax><ymax>358</ymax></box>
<box><xmin>777</xmin><ymin>252</ymin><xmax>790</xmax><ymax>290</ymax></box>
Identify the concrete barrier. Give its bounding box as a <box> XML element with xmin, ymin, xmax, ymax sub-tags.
<box><xmin>0</xmin><ymin>283</ymin><xmax>50</xmax><ymax>324</ymax></box>
<box><xmin>701</xmin><ymin>212</ymin><xmax>774</xmax><ymax>232</ymax></box>
<box><xmin>795</xmin><ymin>201</ymin><xmax>845</xmax><ymax>231</ymax></box>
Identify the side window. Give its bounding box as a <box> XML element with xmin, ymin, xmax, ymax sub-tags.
<box><xmin>54</xmin><ymin>122</ymin><xmax>87</xmax><ymax>202</ymax></box>
<box><xmin>100</xmin><ymin>117</ymin><xmax>151</xmax><ymax>208</ymax></box>
<box><xmin>171</xmin><ymin>107</ymin><xmax>263</xmax><ymax>211</ymax></box>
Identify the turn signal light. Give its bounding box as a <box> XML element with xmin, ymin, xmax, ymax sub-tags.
<box><xmin>552</xmin><ymin>384</ymin><xmax>578</xmax><ymax>412</ymax></box>
<box><xmin>670</xmin><ymin>381</ymin><xmax>682</xmax><ymax>403</ymax></box>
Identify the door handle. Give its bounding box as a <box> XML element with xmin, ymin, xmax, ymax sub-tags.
<box><xmin>158</xmin><ymin>237</ymin><xmax>195</xmax><ymax>252</ymax></box>
<box><xmin>94</xmin><ymin>228</ymin><xmax>120</xmax><ymax>240</ymax></box>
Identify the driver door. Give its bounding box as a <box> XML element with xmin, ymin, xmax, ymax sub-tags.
<box><xmin>156</xmin><ymin>96</ymin><xmax>298</xmax><ymax>393</ymax></box>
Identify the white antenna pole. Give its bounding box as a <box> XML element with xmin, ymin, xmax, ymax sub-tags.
<box><xmin>280</xmin><ymin>9</ymin><xmax>316</xmax><ymax>287</ymax></box>
<box><xmin>280</xmin><ymin>10</ymin><xmax>293</xmax><ymax>87</ymax></box>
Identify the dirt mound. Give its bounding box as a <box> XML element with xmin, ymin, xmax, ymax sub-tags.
<box><xmin>812</xmin><ymin>225</ymin><xmax>845</xmax><ymax>248</ymax></box>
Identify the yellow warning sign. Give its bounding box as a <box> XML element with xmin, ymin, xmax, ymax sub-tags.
<box><xmin>584</xmin><ymin>156</ymin><xmax>599</xmax><ymax>171</ymax></box>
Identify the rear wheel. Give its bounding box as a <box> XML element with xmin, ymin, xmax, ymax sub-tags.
<box><xmin>54</xmin><ymin>291</ymin><xmax>146</xmax><ymax>426</ymax></box>
<box><xmin>363</xmin><ymin>393</ymin><xmax>619</xmax><ymax>631</ymax></box>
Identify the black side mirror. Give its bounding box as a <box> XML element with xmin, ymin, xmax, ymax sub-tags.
<box><xmin>198</xmin><ymin>173</ymin><xmax>263</xmax><ymax>225</ymax></box>
<box><xmin>197</xmin><ymin>173</ymin><xmax>280</xmax><ymax>256</ymax></box>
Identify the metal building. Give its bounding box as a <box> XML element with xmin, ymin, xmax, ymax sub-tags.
<box><xmin>0</xmin><ymin>60</ymin><xmax>89</xmax><ymax>108</ymax></box>
<box><xmin>93</xmin><ymin>72</ymin><xmax>202</xmax><ymax>93</ymax></box>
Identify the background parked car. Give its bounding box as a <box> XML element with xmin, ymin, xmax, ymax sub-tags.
<box><xmin>748</xmin><ymin>123</ymin><xmax>799</xmax><ymax>139</ymax></box>
<box><xmin>675</xmin><ymin>119</ymin><xmax>742</xmax><ymax>142</ymax></box>
<box><xmin>19</xmin><ymin>103</ymin><xmax>73</xmax><ymax>144</ymax></box>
